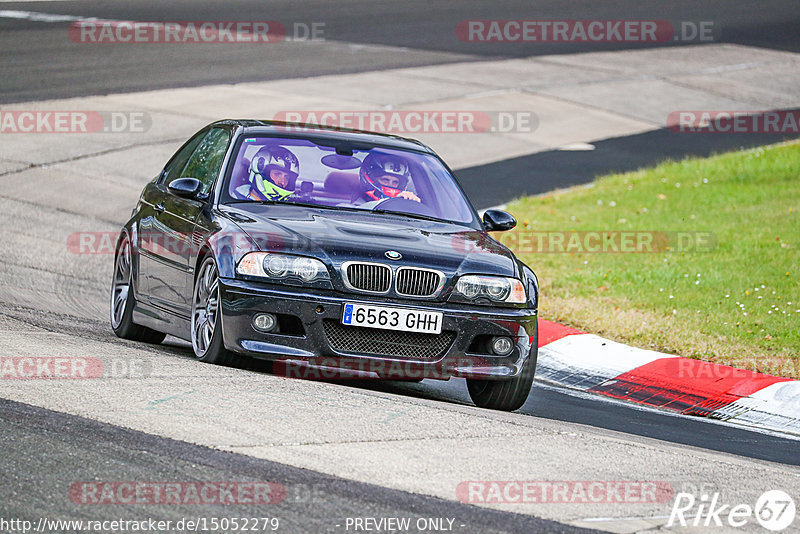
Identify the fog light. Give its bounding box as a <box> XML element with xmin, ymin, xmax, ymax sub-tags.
<box><xmin>491</xmin><ymin>336</ymin><xmax>514</xmax><ymax>356</ymax></box>
<box><xmin>252</xmin><ymin>313</ymin><xmax>277</xmax><ymax>333</ymax></box>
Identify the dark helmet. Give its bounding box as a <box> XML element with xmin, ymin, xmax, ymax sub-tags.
<box><xmin>359</xmin><ymin>151</ymin><xmax>411</xmax><ymax>200</ymax></box>
<box><xmin>250</xmin><ymin>146</ymin><xmax>299</xmax><ymax>198</ymax></box>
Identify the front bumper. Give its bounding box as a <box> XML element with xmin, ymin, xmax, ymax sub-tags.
<box><xmin>219</xmin><ymin>278</ymin><xmax>537</xmax><ymax>380</ymax></box>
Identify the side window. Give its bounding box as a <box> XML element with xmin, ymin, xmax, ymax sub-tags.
<box><xmin>180</xmin><ymin>128</ymin><xmax>232</xmax><ymax>194</ymax></box>
<box><xmin>160</xmin><ymin>131</ymin><xmax>206</xmax><ymax>186</ymax></box>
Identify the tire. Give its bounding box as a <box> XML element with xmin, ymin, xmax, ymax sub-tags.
<box><xmin>110</xmin><ymin>234</ymin><xmax>167</xmax><ymax>344</ymax></box>
<box><xmin>467</xmin><ymin>325</ymin><xmax>538</xmax><ymax>412</ymax></box>
<box><xmin>191</xmin><ymin>256</ymin><xmax>242</xmax><ymax>367</ymax></box>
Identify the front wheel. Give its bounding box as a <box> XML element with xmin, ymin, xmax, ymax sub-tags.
<box><xmin>110</xmin><ymin>234</ymin><xmax>166</xmax><ymax>344</ymax></box>
<box><xmin>191</xmin><ymin>256</ymin><xmax>242</xmax><ymax>367</ymax></box>
<box><xmin>467</xmin><ymin>327</ymin><xmax>538</xmax><ymax>412</ymax></box>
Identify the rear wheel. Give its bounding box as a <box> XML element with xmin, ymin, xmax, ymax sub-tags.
<box><xmin>110</xmin><ymin>234</ymin><xmax>166</xmax><ymax>344</ymax></box>
<box><xmin>191</xmin><ymin>256</ymin><xmax>242</xmax><ymax>367</ymax></box>
<box><xmin>467</xmin><ymin>326</ymin><xmax>538</xmax><ymax>412</ymax></box>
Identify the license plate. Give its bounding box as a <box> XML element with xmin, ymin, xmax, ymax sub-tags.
<box><xmin>341</xmin><ymin>303</ymin><xmax>442</xmax><ymax>334</ymax></box>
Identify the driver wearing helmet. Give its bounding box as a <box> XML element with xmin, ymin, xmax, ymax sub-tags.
<box><xmin>247</xmin><ymin>146</ymin><xmax>299</xmax><ymax>201</ymax></box>
<box><xmin>359</xmin><ymin>152</ymin><xmax>421</xmax><ymax>203</ymax></box>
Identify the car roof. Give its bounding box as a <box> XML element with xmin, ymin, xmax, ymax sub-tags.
<box><xmin>212</xmin><ymin>119</ymin><xmax>435</xmax><ymax>154</ymax></box>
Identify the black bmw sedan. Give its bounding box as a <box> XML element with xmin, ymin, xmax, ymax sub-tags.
<box><xmin>111</xmin><ymin>120</ymin><xmax>539</xmax><ymax>411</ymax></box>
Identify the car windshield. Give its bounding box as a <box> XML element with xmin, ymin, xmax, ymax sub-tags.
<box><xmin>223</xmin><ymin>136</ymin><xmax>477</xmax><ymax>225</ymax></box>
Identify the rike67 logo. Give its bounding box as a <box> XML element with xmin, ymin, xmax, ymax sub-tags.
<box><xmin>668</xmin><ymin>490</ymin><xmax>796</xmax><ymax>531</ymax></box>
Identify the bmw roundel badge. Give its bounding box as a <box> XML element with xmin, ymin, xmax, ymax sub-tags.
<box><xmin>385</xmin><ymin>250</ymin><xmax>402</xmax><ymax>260</ymax></box>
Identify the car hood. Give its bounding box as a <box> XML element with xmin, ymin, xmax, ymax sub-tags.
<box><xmin>219</xmin><ymin>203</ymin><xmax>519</xmax><ymax>278</ymax></box>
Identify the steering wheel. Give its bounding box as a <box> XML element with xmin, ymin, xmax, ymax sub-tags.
<box><xmin>372</xmin><ymin>196</ymin><xmax>437</xmax><ymax>218</ymax></box>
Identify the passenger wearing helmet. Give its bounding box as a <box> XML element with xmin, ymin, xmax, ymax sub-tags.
<box><xmin>359</xmin><ymin>152</ymin><xmax>421</xmax><ymax>203</ymax></box>
<box><xmin>247</xmin><ymin>146</ymin><xmax>299</xmax><ymax>201</ymax></box>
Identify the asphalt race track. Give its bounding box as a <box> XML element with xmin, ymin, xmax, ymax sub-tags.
<box><xmin>1</xmin><ymin>0</ymin><xmax>800</xmax><ymax>103</ymax></box>
<box><xmin>1</xmin><ymin>2</ymin><xmax>799</xmax><ymax>533</ymax></box>
<box><xmin>0</xmin><ymin>398</ymin><xmax>590</xmax><ymax>534</ymax></box>
<box><xmin>457</xmin><ymin>127</ymin><xmax>800</xmax><ymax>209</ymax></box>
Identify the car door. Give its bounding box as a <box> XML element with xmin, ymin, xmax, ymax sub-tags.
<box><xmin>138</xmin><ymin>130</ymin><xmax>207</xmax><ymax>303</ymax></box>
<box><xmin>146</xmin><ymin>127</ymin><xmax>231</xmax><ymax>317</ymax></box>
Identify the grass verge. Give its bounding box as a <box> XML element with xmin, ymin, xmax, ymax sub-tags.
<box><xmin>501</xmin><ymin>140</ymin><xmax>799</xmax><ymax>378</ymax></box>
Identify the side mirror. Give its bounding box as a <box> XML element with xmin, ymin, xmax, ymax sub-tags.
<box><xmin>168</xmin><ymin>177</ymin><xmax>203</xmax><ymax>199</ymax></box>
<box><xmin>483</xmin><ymin>209</ymin><xmax>517</xmax><ymax>232</ymax></box>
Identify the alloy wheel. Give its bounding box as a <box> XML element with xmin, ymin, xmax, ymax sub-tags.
<box><xmin>192</xmin><ymin>259</ymin><xmax>220</xmax><ymax>356</ymax></box>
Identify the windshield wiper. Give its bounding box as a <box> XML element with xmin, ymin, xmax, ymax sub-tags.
<box><xmin>226</xmin><ymin>199</ymin><xmax>281</xmax><ymax>205</ymax></box>
<box><xmin>226</xmin><ymin>199</ymin><xmax>368</xmax><ymax>214</ymax></box>
<box><xmin>371</xmin><ymin>208</ymin><xmax>451</xmax><ymax>224</ymax></box>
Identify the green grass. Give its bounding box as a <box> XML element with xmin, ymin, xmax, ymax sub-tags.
<box><xmin>503</xmin><ymin>141</ymin><xmax>800</xmax><ymax>377</ymax></box>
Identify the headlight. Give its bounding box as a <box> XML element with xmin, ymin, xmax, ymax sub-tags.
<box><xmin>236</xmin><ymin>252</ymin><xmax>331</xmax><ymax>288</ymax></box>
<box><xmin>451</xmin><ymin>275</ymin><xmax>526</xmax><ymax>305</ymax></box>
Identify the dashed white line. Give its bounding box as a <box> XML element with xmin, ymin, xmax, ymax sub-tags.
<box><xmin>0</xmin><ymin>9</ymin><xmax>86</xmax><ymax>22</ymax></box>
